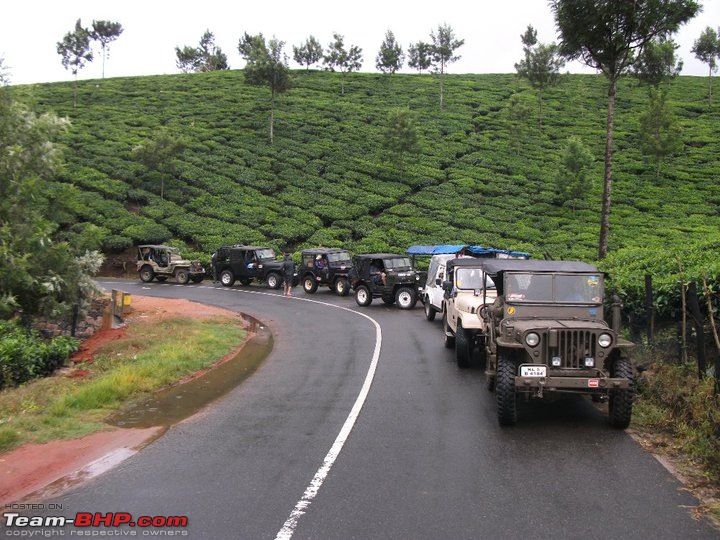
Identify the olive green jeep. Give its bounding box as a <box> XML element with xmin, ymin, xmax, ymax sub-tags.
<box><xmin>136</xmin><ymin>245</ymin><xmax>205</xmax><ymax>285</ymax></box>
<box><xmin>475</xmin><ymin>259</ymin><xmax>635</xmax><ymax>428</ymax></box>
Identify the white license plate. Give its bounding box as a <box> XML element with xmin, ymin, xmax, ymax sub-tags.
<box><xmin>520</xmin><ymin>365</ymin><xmax>547</xmax><ymax>377</ymax></box>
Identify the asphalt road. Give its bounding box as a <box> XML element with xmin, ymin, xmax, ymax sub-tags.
<box><xmin>9</xmin><ymin>279</ymin><xmax>718</xmax><ymax>539</ymax></box>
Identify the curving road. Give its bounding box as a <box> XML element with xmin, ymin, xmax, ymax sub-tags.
<box><xmin>15</xmin><ymin>279</ymin><xmax>718</xmax><ymax>539</ymax></box>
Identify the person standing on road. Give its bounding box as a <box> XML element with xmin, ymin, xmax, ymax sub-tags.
<box><xmin>282</xmin><ymin>253</ymin><xmax>295</xmax><ymax>297</ymax></box>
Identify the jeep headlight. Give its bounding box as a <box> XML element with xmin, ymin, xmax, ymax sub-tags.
<box><xmin>598</xmin><ymin>333</ymin><xmax>613</xmax><ymax>348</ymax></box>
<box><xmin>525</xmin><ymin>332</ymin><xmax>540</xmax><ymax>347</ymax></box>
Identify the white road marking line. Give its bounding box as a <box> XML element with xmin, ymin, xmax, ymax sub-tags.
<box><xmin>100</xmin><ymin>281</ymin><xmax>381</xmax><ymax>538</ymax></box>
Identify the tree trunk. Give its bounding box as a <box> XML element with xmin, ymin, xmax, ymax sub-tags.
<box><xmin>598</xmin><ymin>77</ymin><xmax>616</xmax><ymax>260</ymax></box>
<box><xmin>687</xmin><ymin>281</ymin><xmax>706</xmax><ymax>379</ymax></box>
<box><xmin>270</xmin><ymin>88</ymin><xmax>275</xmax><ymax>145</ymax></box>
<box><xmin>709</xmin><ymin>64</ymin><xmax>714</xmax><ymax>104</ymax></box>
<box><xmin>439</xmin><ymin>61</ymin><xmax>445</xmax><ymax>111</ymax></box>
<box><xmin>645</xmin><ymin>273</ymin><xmax>654</xmax><ymax>343</ymax></box>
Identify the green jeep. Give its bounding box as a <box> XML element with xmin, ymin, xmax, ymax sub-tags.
<box><xmin>348</xmin><ymin>253</ymin><xmax>425</xmax><ymax>309</ymax></box>
<box><xmin>475</xmin><ymin>259</ymin><xmax>635</xmax><ymax>428</ymax></box>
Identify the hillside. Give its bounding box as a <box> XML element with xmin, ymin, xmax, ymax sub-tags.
<box><xmin>9</xmin><ymin>70</ymin><xmax>720</xmax><ymax>269</ymax></box>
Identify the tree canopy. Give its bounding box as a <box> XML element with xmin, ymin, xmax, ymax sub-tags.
<box><xmin>89</xmin><ymin>20</ymin><xmax>123</xmax><ymax>78</ymax></box>
<box><xmin>376</xmin><ymin>30</ymin><xmax>404</xmax><ymax>74</ymax></box>
<box><xmin>293</xmin><ymin>36</ymin><xmax>323</xmax><ymax>70</ymax></box>
<box><xmin>56</xmin><ymin>19</ymin><xmax>93</xmax><ymax>107</ymax></box>
<box><xmin>323</xmin><ymin>33</ymin><xmax>363</xmax><ymax>94</ymax></box>
<box><xmin>175</xmin><ymin>30</ymin><xmax>229</xmax><ymax>73</ymax></box>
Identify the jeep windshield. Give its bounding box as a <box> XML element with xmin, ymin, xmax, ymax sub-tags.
<box><xmin>327</xmin><ymin>251</ymin><xmax>352</xmax><ymax>264</ymax></box>
<box><xmin>455</xmin><ymin>268</ymin><xmax>495</xmax><ymax>290</ymax></box>
<box><xmin>384</xmin><ymin>257</ymin><xmax>412</xmax><ymax>271</ymax></box>
<box><xmin>256</xmin><ymin>249</ymin><xmax>276</xmax><ymax>260</ymax></box>
<box><xmin>505</xmin><ymin>272</ymin><xmax>603</xmax><ymax>303</ymax></box>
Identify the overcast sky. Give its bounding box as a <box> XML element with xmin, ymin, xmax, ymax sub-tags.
<box><xmin>1</xmin><ymin>0</ymin><xmax>719</xmax><ymax>85</ymax></box>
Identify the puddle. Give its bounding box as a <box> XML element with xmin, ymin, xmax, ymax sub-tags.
<box><xmin>107</xmin><ymin>315</ymin><xmax>272</xmax><ymax>429</ymax></box>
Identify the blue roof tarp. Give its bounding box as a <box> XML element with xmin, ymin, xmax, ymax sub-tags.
<box><xmin>406</xmin><ymin>245</ymin><xmax>466</xmax><ymax>255</ymax></box>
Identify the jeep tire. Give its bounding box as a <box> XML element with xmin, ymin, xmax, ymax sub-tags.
<box><xmin>334</xmin><ymin>278</ymin><xmax>349</xmax><ymax>296</ymax></box>
<box><xmin>424</xmin><ymin>300</ymin><xmax>437</xmax><ymax>321</ymax></box>
<box><xmin>455</xmin><ymin>323</ymin><xmax>471</xmax><ymax>368</ymax></box>
<box><xmin>395</xmin><ymin>287</ymin><xmax>417</xmax><ymax>310</ymax></box>
<box><xmin>303</xmin><ymin>275</ymin><xmax>318</xmax><ymax>294</ymax></box>
<box><xmin>443</xmin><ymin>312</ymin><xmax>455</xmax><ymax>348</ymax></box>
<box><xmin>266</xmin><ymin>272</ymin><xmax>282</xmax><ymax>289</ymax></box>
<box><xmin>496</xmin><ymin>351</ymin><xmax>517</xmax><ymax>426</ymax></box>
<box><xmin>355</xmin><ymin>285</ymin><xmax>372</xmax><ymax>307</ymax></box>
<box><xmin>608</xmin><ymin>357</ymin><xmax>634</xmax><ymax>429</ymax></box>
<box><xmin>139</xmin><ymin>265</ymin><xmax>155</xmax><ymax>283</ymax></box>
<box><xmin>175</xmin><ymin>268</ymin><xmax>190</xmax><ymax>285</ymax></box>
<box><xmin>220</xmin><ymin>270</ymin><xmax>235</xmax><ymax>287</ymax></box>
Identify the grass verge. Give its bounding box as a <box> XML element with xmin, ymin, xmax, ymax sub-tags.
<box><xmin>0</xmin><ymin>315</ymin><xmax>246</xmax><ymax>454</ymax></box>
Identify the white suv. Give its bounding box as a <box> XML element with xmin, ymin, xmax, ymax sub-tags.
<box><xmin>441</xmin><ymin>258</ymin><xmax>497</xmax><ymax>368</ymax></box>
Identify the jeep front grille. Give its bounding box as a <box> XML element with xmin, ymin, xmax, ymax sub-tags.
<box><xmin>547</xmin><ymin>330</ymin><xmax>597</xmax><ymax>369</ymax></box>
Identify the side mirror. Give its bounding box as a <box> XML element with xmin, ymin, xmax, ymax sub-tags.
<box><xmin>435</xmin><ymin>278</ymin><xmax>442</xmax><ymax>286</ymax></box>
<box><xmin>442</xmin><ymin>280</ymin><xmax>452</xmax><ymax>292</ymax></box>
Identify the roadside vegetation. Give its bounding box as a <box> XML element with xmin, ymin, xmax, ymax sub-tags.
<box><xmin>0</xmin><ymin>315</ymin><xmax>246</xmax><ymax>453</ymax></box>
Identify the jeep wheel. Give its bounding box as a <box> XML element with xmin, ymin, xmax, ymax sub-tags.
<box><xmin>496</xmin><ymin>351</ymin><xmax>518</xmax><ymax>426</ymax></box>
<box><xmin>608</xmin><ymin>357</ymin><xmax>634</xmax><ymax>429</ymax></box>
<box><xmin>455</xmin><ymin>323</ymin><xmax>471</xmax><ymax>369</ymax></box>
<box><xmin>139</xmin><ymin>265</ymin><xmax>155</xmax><ymax>283</ymax></box>
<box><xmin>334</xmin><ymin>278</ymin><xmax>349</xmax><ymax>296</ymax></box>
<box><xmin>156</xmin><ymin>276</ymin><xmax>168</xmax><ymax>282</ymax></box>
<box><xmin>266</xmin><ymin>273</ymin><xmax>282</xmax><ymax>289</ymax></box>
<box><xmin>175</xmin><ymin>269</ymin><xmax>190</xmax><ymax>285</ymax></box>
<box><xmin>220</xmin><ymin>270</ymin><xmax>235</xmax><ymax>287</ymax></box>
<box><xmin>303</xmin><ymin>275</ymin><xmax>318</xmax><ymax>294</ymax></box>
<box><xmin>443</xmin><ymin>312</ymin><xmax>455</xmax><ymax>349</ymax></box>
<box><xmin>355</xmin><ymin>285</ymin><xmax>372</xmax><ymax>307</ymax></box>
<box><xmin>424</xmin><ymin>300</ymin><xmax>437</xmax><ymax>321</ymax></box>
<box><xmin>395</xmin><ymin>287</ymin><xmax>417</xmax><ymax>310</ymax></box>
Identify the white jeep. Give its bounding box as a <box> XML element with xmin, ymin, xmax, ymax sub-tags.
<box><xmin>441</xmin><ymin>258</ymin><xmax>497</xmax><ymax>368</ymax></box>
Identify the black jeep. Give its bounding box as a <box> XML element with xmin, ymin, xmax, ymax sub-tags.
<box><xmin>212</xmin><ymin>245</ymin><xmax>297</xmax><ymax>289</ymax></box>
<box><xmin>299</xmin><ymin>248</ymin><xmax>353</xmax><ymax>296</ymax></box>
<box><xmin>348</xmin><ymin>253</ymin><xmax>425</xmax><ymax>309</ymax></box>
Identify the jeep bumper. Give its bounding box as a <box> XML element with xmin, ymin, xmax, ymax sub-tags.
<box><xmin>515</xmin><ymin>375</ymin><xmax>630</xmax><ymax>392</ymax></box>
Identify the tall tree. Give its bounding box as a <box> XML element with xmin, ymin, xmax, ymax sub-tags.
<box><xmin>638</xmin><ymin>87</ymin><xmax>682</xmax><ymax>179</ymax></box>
<box><xmin>239</xmin><ymin>33</ymin><xmax>291</xmax><ymax>144</ymax></box>
<box><xmin>429</xmin><ymin>24</ymin><xmax>464</xmax><ymax>110</ymax></box>
<box><xmin>514</xmin><ymin>25</ymin><xmax>565</xmax><ymax>126</ymax></box>
<box><xmin>132</xmin><ymin>131</ymin><xmax>186</xmax><ymax>200</ymax></box>
<box><xmin>175</xmin><ymin>30</ymin><xmax>229</xmax><ymax>73</ymax></box>
<box><xmin>550</xmin><ymin>0</ymin><xmax>700</xmax><ymax>259</ymax></box>
<box><xmin>691</xmin><ymin>26</ymin><xmax>720</xmax><ymax>103</ymax></box>
<box><xmin>555</xmin><ymin>136</ymin><xmax>594</xmax><ymax>213</ymax></box>
<box><xmin>383</xmin><ymin>107</ymin><xmax>419</xmax><ymax>181</ymax></box>
<box><xmin>632</xmin><ymin>36</ymin><xmax>683</xmax><ymax>87</ymax></box>
<box><xmin>0</xmin><ymin>90</ymin><xmax>103</xmax><ymax>320</ymax></box>
<box><xmin>376</xmin><ymin>30</ymin><xmax>404</xmax><ymax>74</ymax></box>
<box><xmin>89</xmin><ymin>20</ymin><xmax>123</xmax><ymax>79</ymax></box>
<box><xmin>293</xmin><ymin>35</ymin><xmax>323</xmax><ymax>70</ymax></box>
<box><xmin>56</xmin><ymin>19</ymin><xmax>93</xmax><ymax>108</ymax></box>
<box><xmin>407</xmin><ymin>41</ymin><xmax>432</xmax><ymax>73</ymax></box>
<box><xmin>323</xmin><ymin>33</ymin><xmax>363</xmax><ymax>94</ymax></box>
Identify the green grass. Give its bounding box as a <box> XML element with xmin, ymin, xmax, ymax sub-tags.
<box><xmin>0</xmin><ymin>316</ymin><xmax>246</xmax><ymax>453</ymax></box>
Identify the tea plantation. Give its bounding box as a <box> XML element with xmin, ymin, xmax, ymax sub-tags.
<box><xmin>9</xmin><ymin>70</ymin><xmax>720</xmax><ymax>314</ymax></box>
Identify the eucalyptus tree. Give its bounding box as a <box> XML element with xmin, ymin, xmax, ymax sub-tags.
<box><xmin>376</xmin><ymin>30</ymin><xmax>404</xmax><ymax>74</ymax></box>
<box><xmin>56</xmin><ymin>19</ymin><xmax>93</xmax><ymax>107</ymax></box>
<box><xmin>550</xmin><ymin>0</ymin><xmax>700</xmax><ymax>259</ymax></box>
<box><xmin>132</xmin><ymin>130</ymin><xmax>187</xmax><ymax>200</ymax></box>
<box><xmin>555</xmin><ymin>136</ymin><xmax>594</xmax><ymax>213</ymax></box>
<box><xmin>691</xmin><ymin>26</ymin><xmax>720</xmax><ymax>103</ymax></box>
<box><xmin>89</xmin><ymin>20</ymin><xmax>123</xmax><ymax>78</ymax></box>
<box><xmin>408</xmin><ymin>41</ymin><xmax>432</xmax><ymax>73</ymax></box>
<box><xmin>632</xmin><ymin>36</ymin><xmax>683</xmax><ymax>87</ymax></box>
<box><xmin>638</xmin><ymin>87</ymin><xmax>682</xmax><ymax>179</ymax></box>
<box><xmin>383</xmin><ymin>107</ymin><xmax>419</xmax><ymax>181</ymax></box>
<box><xmin>514</xmin><ymin>25</ymin><xmax>565</xmax><ymax>126</ymax></box>
<box><xmin>429</xmin><ymin>24</ymin><xmax>464</xmax><ymax>109</ymax></box>
<box><xmin>239</xmin><ymin>33</ymin><xmax>291</xmax><ymax>143</ymax></box>
<box><xmin>323</xmin><ymin>33</ymin><xmax>363</xmax><ymax>94</ymax></box>
<box><xmin>175</xmin><ymin>30</ymin><xmax>229</xmax><ymax>73</ymax></box>
<box><xmin>293</xmin><ymin>35</ymin><xmax>323</xmax><ymax>69</ymax></box>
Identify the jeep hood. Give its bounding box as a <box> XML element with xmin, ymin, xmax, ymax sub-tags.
<box><xmin>507</xmin><ymin>318</ymin><xmax>610</xmax><ymax>332</ymax></box>
<box><xmin>455</xmin><ymin>291</ymin><xmax>497</xmax><ymax>313</ymax></box>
